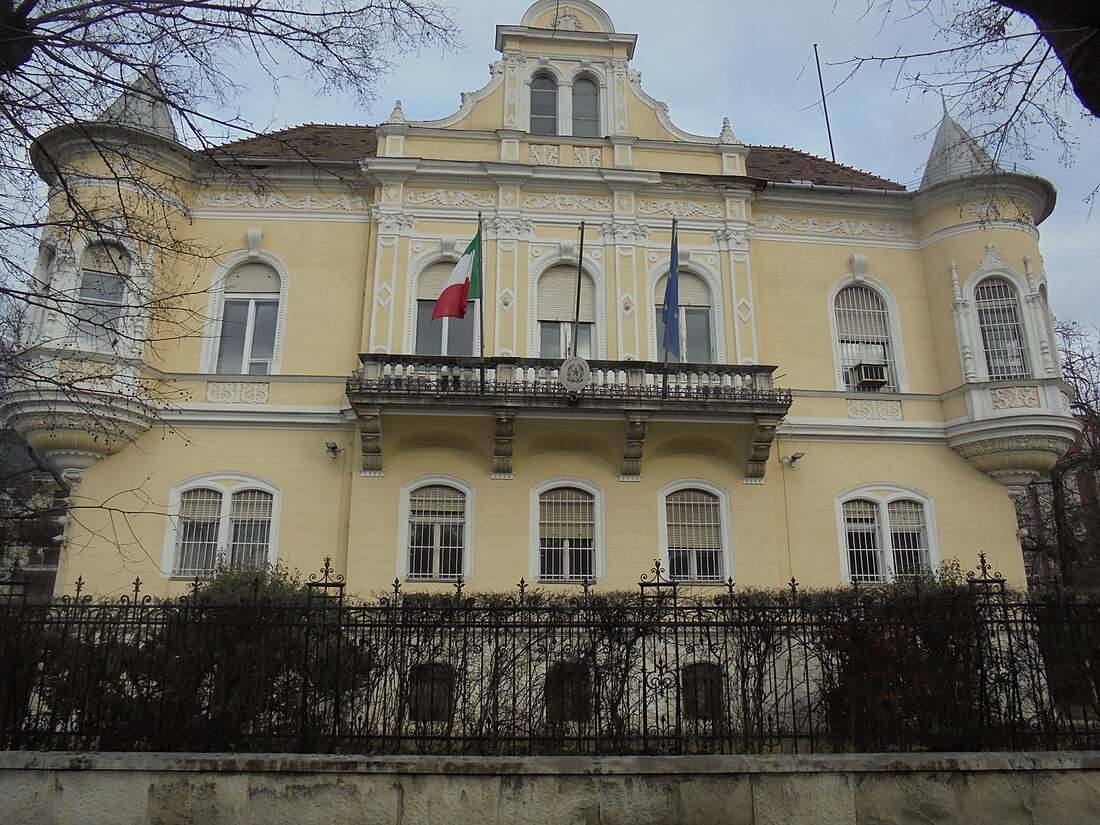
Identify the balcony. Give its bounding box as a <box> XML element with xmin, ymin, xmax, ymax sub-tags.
<box><xmin>346</xmin><ymin>355</ymin><xmax>792</xmax><ymax>480</ymax></box>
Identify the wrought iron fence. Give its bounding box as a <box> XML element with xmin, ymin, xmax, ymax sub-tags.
<box><xmin>1</xmin><ymin>557</ymin><xmax>1098</xmax><ymax>755</ymax></box>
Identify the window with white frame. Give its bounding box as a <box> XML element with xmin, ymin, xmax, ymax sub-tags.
<box><xmin>841</xmin><ymin>495</ymin><xmax>932</xmax><ymax>583</ymax></box>
<box><xmin>974</xmin><ymin>277</ymin><xmax>1031</xmax><ymax>380</ymax></box>
<box><xmin>572</xmin><ymin>77</ymin><xmax>600</xmax><ymax>137</ymax></box>
<box><xmin>664</xmin><ymin>488</ymin><xmax>724</xmax><ymax>581</ymax></box>
<box><xmin>655</xmin><ymin>271</ymin><xmax>713</xmax><ymax>363</ymax></box>
<box><xmin>538</xmin><ymin>486</ymin><xmax>596</xmax><ymax>582</ymax></box>
<box><xmin>76</xmin><ymin>243</ymin><xmax>130</xmax><ymax>349</ymax></box>
<box><xmin>833</xmin><ymin>285</ymin><xmax>899</xmax><ymax>391</ymax></box>
<box><xmin>406</xmin><ymin>484</ymin><xmax>466</xmax><ymax>580</ymax></box>
<box><xmin>537</xmin><ymin>266</ymin><xmax>595</xmax><ymax>360</ymax></box>
<box><xmin>215</xmin><ymin>262</ymin><xmax>281</xmax><ymax>375</ymax></box>
<box><xmin>170</xmin><ymin>483</ymin><xmax>276</xmax><ymax>578</ymax></box>
<box><xmin>530</xmin><ymin>74</ymin><xmax>558</xmax><ymax>135</ymax></box>
<box><xmin>414</xmin><ymin>262</ymin><xmax>476</xmax><ymax>356</ymax></box>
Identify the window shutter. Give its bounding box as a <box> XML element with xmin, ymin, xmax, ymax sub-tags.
<box><xmin>225</xmin><ymin>262</ymin><xmax>280</xmax><ymax>294</ymax></box>
<box><xmin>537</xmin><ymin>266</ymin><xmax>595</xmax><ymax>322</ymax></box>
<box><xmin>539</xmin><ymin>487</ymin><xmax>595</xmax><ymax>540</ymax></box>
<box><xmin>417</xmin><ymin>262</ymin><xmax>459</xmax><ymax>301</ymax></box>
<box><xmin>656</xmin><ymin>272</ymin><xmax>710</xmax><ymax>307</ymax></box>
<box><xmin>835</xmin><ymin>286</ymin><xmax>888</xmax><ymax>339</ymax></box>
<box><xmin>665</xmin><ymin>490</ymin><xmax>721</xmax><ymax>549</ymax></box>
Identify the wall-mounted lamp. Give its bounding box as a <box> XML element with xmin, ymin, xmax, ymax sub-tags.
<box><xmin>325</xmin><ymin>442</ymin><xmax>343</xmax><ymax>459</ymax></box>
<box><xmin>783</xmin><ymin>452</ymin><xmax>806</xmax><ymax>467</ymax></box>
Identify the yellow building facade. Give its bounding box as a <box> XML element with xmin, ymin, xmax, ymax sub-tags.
<box><xmin>4</xmin><ymin>0</ymin><xmax>1080</xmax><ymax>598</ymax></box>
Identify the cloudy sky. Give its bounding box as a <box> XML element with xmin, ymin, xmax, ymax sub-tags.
<box><xmin>235</xmin><ymin>0</ymin><xmax>1100</xmax><ymax>328</ymax></box>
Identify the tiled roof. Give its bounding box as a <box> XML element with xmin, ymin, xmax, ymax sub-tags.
<box><xmin>206</xmin><ymin>125</ymin><xmax>905</xmax><ymax>190</ymax></box>
<box><xmin>746</xmin><ymin>146</ymin><xmax>906</xmax><ymax>191</ymax></box>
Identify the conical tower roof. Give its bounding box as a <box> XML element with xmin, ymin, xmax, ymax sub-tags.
<box><xmin>99</xmin><ymin>70</ymin><xmax>178</xmax><ymax>142</ymax></box>
<box><xmin>919</xmin><ymin>111</ymin><xmax>999</xmax><ymax>190</ymax></box>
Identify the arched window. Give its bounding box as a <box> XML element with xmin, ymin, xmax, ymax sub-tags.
<box><xmin>655</xmin><ymin>271</ymin><xmax>713</xmax><ymax>363</ymax></box>
<box><xmin>546</xmin><ymin>662</ymin><xmax>591</xmax><ymax>723</ymax></box>
<box><xmin>975</xmin><ymin>277</ymin><xmax>1030</xmax><ymax>379</ymax></box>
<box><xmin>170</xmin><ymin>483</ymin><xmax>275</xmax><ymax>578</ymax></box>
<box><xmin>76</xmin><ymin>243</ymin><xmax>130</xmax><ymax>349</ymax></box>
<box><xmin>833</xmin><ymin>285</ymin><xmax>898</xmax><ymax>391</ymax></box>
<box><xmin>536</xmin><ymin>266</ymin><xmax>595</xmax><ymax>359</ymax></box>
<box><xmin>414</xmin><ymin>262</ymin><xmax>476</xmax><ymax>356</ymax></box>
<box><xmin>664</xmin><ymin>488</ymin><xmax>724</xmax><ymax>581</ymax></box>
<box><xmin>530</xmin><ymin>74</ymin><xmax>558</xmax><ymax>135</ymax></box>
<box><xmin>840</xmin><ymin>494</ymin><xmax>932</xmax><ymax>583</ymax></box>
<box><xmin>538</xmin><ymin>486</ymin><xmax>596</xmax><ymax>581</ymax></box>
<box><xmin>406</xmin><ymin>484</ymin><xmax>466</xmax><ymax>580</ymax></box>
<box><xmin>408</xmin><ymin>663</ymin><xmax>454</xmax><ymax>723</ymax></box>
<box><xmin>572</xmin><ymin>77</ymin><xmax>599</xmax><ymax>137</ymax></box>
<box><xmin>681</xmin><ymin>662</ymin><xmax>724</xmax><ymax>721</ymax></box>
<box><xmin>215</xmin><ymin>262</ymin><xmax>281</xmax><ymax>374</ymax></box>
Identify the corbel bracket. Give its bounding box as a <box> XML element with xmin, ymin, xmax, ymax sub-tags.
<box><xmin>744</xmin><ymin>415</ymin><xmax>781</xmax><ymax>484</ymax></box>
<box><xmin>492</xmin><ymin>409</ymin><xmax>516</xmax><ymax>478</ymax></box>
<box><xmin>620</xmin><ymin>412</ymin><xmax>650</xmax><ymax>480</ymax></box>
<box><xmin>359</xmin><ymin>408</ymin><xmax>383</xmax><ymax>476</ymax></box>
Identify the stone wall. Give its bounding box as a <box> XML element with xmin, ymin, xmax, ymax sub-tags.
<box><xmin>2</xmin><ymin>751</ymin><xmax>1099</xmax><ymax>825</ymax></box>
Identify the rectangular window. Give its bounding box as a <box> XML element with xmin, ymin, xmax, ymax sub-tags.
<box><xmin>407</xmin><ymin>485</ymin><xmax>466</xmax><ymax>580</ymax></box>
<box><xmin>539</xmin><ymin>487</ymin><xmax>595</xmax><ymax>582</ymax></box>
<box><xmin>416</xmin><ymin>300</ymin><xmax>475</xmax><ymax>357</ymax></box>
<box><xmin>844</xmin><ymin>500</ymin><xmax>883</xmax><ymax>583</ymax></box>
<box><xmin>538</xmin><ymin>321</ymin><xmax>592</xmax><ymax>360</ymax></box>
<box><xmin>666</xmin><ymin>489</ymin><xmax>723</xmax><ymax>581</ymax></box>
<box><xmin>76</xmin><ymin>270</ymin><xmax>126</xmax><ymax>348</ymax></box>
<box><xmin>217</xmin><ymin>297</ymin><xmax>279</xmax><ymax>374</ymax></box>
<box><xmin>656</xmin><ymin>307</ymin><xmax>712</xmax><ymax>364</ymax></box>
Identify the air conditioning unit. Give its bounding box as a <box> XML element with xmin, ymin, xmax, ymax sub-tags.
<box><xmin>853</xmin><ymin>362</ymin><xmax>888</xmax><ymax>390</ymax></box>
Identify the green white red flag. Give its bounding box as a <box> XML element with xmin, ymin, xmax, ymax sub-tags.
<box><xmin>432</xmin><ymin>231</ymin><xmax>482</xmax><ymax>321</ymax></box>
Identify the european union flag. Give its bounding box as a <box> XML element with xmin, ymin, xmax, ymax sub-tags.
<box><xmin>661</xmin><ymin>221</ymin><xmax>679</xmax><ymax>358</ymax></box>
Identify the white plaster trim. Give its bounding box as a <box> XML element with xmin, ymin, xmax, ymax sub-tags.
<box><xmin>529</xmin><ymin>477</ymin><xmax>605</xmax><ymax>583</ymax></box>
<box><xmin>826</xmin><ymin>273</ymin><xmax>910</xmax><ymax>393</ymax></box>
<box><xmin>159</xmin><ymin>405</ymin><xmax>352</xmax><ymax>428</ymax></box>
<box><xmin>656</xmin><ymin>479</ymin><xmax>733</xmax><ymax>584</ymax></box>
<box><xmin>834</xmin><ymin>483</ymin><xmax>940</xmax><ymax>584</ymax></box>
<box><xmin>960</xmin><ymin>257</ymin><xmax>1042</xmax><ymax>383</ymax></box>
<box><xmin>917</xmin><ymin>219</ymin><xmax>1039</xmax><ymax>249</ymax></box>
<box><xmin>644</xmin><ymin>258</ymin><xmax>726</xmax><ymax>363</ymax></box>
<box><xmin>395</xmin><ymin>475</ymin><xmax>476</xmax><ymax>583</ymax></box>
<box><xmin>751</xmin><ymin>231</ymin><xmax>917</xmax><ymax>250</ymax></box>
<box><xmin>198</xmin><ymin>249</ymin><xmax>290</xmax><ymax>375</ymax></box>
<box><xmin>161</xmin><ymin>472</ymin><xmax>282</xmax><ymax>577</ymax></box>
<box><xmin>403</xmin><ymin>249</ymin><xmax>482</xmax><ymax>355</ymax></box>
<box><xmin>778</xmin><ymin>417</ymin><xmax>948</xmax><ymax>444</ymax></box>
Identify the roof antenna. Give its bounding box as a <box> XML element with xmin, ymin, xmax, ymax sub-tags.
<box><xmin>813</xmin><ymin>44</ymin><xmax>836</xmax><ymax>163</ymax></box>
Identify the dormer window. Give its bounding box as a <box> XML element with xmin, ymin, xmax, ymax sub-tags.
<box><xmin>531</xmin><ymin>75</ymin><xmax>557</xmax><ymax>135</ymax></box>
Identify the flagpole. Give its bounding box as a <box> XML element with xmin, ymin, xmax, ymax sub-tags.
<box><xmin>477</xmin><ymin>211</ymin><xmax>485</xmax><ymax>393</ymax></box>
<box><xmin>571</xmin><ymin>221</ymin><xmax>585</xmax><ymax>359</ymax></box>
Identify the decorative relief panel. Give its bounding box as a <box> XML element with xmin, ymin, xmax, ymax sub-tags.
<box><xmin>754</xmin><ymin>213</ymin><xmax>914</xmax><ymax>239</ymax></box>
<box><xmin>523</xmin><ymin>193</ymin><xmax>612</xmax><ymax>212</ymax></box>
<box><xmin>574</xmin><ymin>147</ymin><xmax>602</xmax><ymax>167</ymax></box>
<box><xmin>374</xmin><ymin>213</ymin><xmax>416</xmax><ymax>233</ymax></box>
<box><xmin>405</xmin><ymin>189</ymin><xmax>496</xmax><ymax>208</ymax></box>
<box><xmin>990</xmin><ymin>387</ymin><xmax>1041</xmax><ymax>410</ymax></box>
<box><xmin>847</xmin><ymin>399</ymin><xmax>903</xmax><ymax>421</ymax></box>
<box><xmin>636</xmin><ymin>199</ymin><xmax>722</xmax><ymax>219</ymax></box>
<box><xmin>206</xmin><ymin>382</ymin><xmax>270</xmax><ymax>404</ymax></box>
<box><xmin>530</xmin><ymin>144</ymin><xmax>559</xmax><ymax>165</ymax></box>
<box><xmin>194</xmin><ymin>192</ymin><xmax>370</xmax><ymax>211</ymax></box>
<box><xmin>601</xmin><ymin>221</ymin><xmax>649</xmax><ymax>244</ymax></box>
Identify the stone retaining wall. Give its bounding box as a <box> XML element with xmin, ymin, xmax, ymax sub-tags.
<box><xmin>2</xmin><ymin>751</ymin><xmax>1099</xmax><ymax>825</ymax></box>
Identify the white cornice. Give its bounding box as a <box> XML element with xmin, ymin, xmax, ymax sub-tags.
<box><xmin>159</xmin><ymin>404</ymin><xmax>353</xmax><ymax>428</ymax></box>
<box><xmin>917</xmin><ymin>219</ymin><xmax>1040</xmax><ymax>248</ymax></box>
<box><xmin>779</xmin><ymin>416</ymin><xmax>948</xmax><ymax>444</ymax></box>
<box><xmin>752</xmin><ymin>231</ymin><xmax>917</xmax><ymax>250</ymax></box>
<box><xmin>755</xmin><ymin>188</ymin><xmax>913</xmax><ymax>219</ymax></box>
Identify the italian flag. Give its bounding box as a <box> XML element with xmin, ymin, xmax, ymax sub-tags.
<box><xmin>431</xmin><ymin>231</ymin><xmax>481</xmax><ymax>321</ymax></box>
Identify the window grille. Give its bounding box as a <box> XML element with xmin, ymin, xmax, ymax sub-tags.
<box><xmin>681</xmin><ymin>662</ymin><xmax>724</xmax><ymax>721</ymax></box>
<box><xmin>975</xmin><ymin>278</ymin><xmax>1030</xmax><ymax>379</ymax></box>
<box><xmin>407</xmin><ymin>485</ymin><xmax>465</xmax><ymax>580</ymax></box>
<box><xmin>572</xmin><ymin>78</ymin><xmax>599</xmax><ymax>137</ymax></box>
<box><xmin>665</xmin><ymin>489</ymin><xmax>723</xmax><ymax>581</ymax></box>
<box><xmin>887</xmin><ymin>500</ymin><xmax>929</xmax><ymax>576</ymax></box>
<box><xmin>539</xmin><ymin>487</ymin><xmax>595</xmax><ymax>581</ymax></box>
<box><xmin>546</xmin><ymin>662</ymin><xmax>592</xmax><ymax>723</ymax></box>
<box><xmin>843</xmin><ymin>499</ymin><xmax>883</xmax><ymax>583</ymax></box>
<box><xmin>409</xmin><ymin>663</ymin><xmax>454</xmax><ymax>723</ymax></box>
<box><xmin>530</xmin><ymin>75</ymin><xmax>557</xmax><ymax>135</ymax></box>
<box><xmin>174</xmin><ymin>488</ymin><xmax>222</xmax><ymax>577</ymax></box>
<box><xmin>173</xmin><ymin>486</ymin><xmax>273</xmax><ymax>578</ymax></box>
<box><xmin>229</xmin><ymin>490</ymin><xmax>273</xmax><ymax>569</ymax></box>
<box><xmin>834</xmin><ymin>285</ymin><xmax>897</xmax><ymax>391</ymax></box>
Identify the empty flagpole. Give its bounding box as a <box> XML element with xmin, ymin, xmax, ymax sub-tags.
<box><xmin>478</xmin><ymin>211</ymin><xmax>485</xmax><ymax>392</ymax></box>
<box><xmin>571</xmin><ymin>221</ymin><xmax>585</xmax><ymax>359</ymax></box>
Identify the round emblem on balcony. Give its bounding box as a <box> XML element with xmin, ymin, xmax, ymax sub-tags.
<box><xmin>560</xmin><ymin>356</ymin><xmax>591</xmax><ymax>393</ymax></box>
